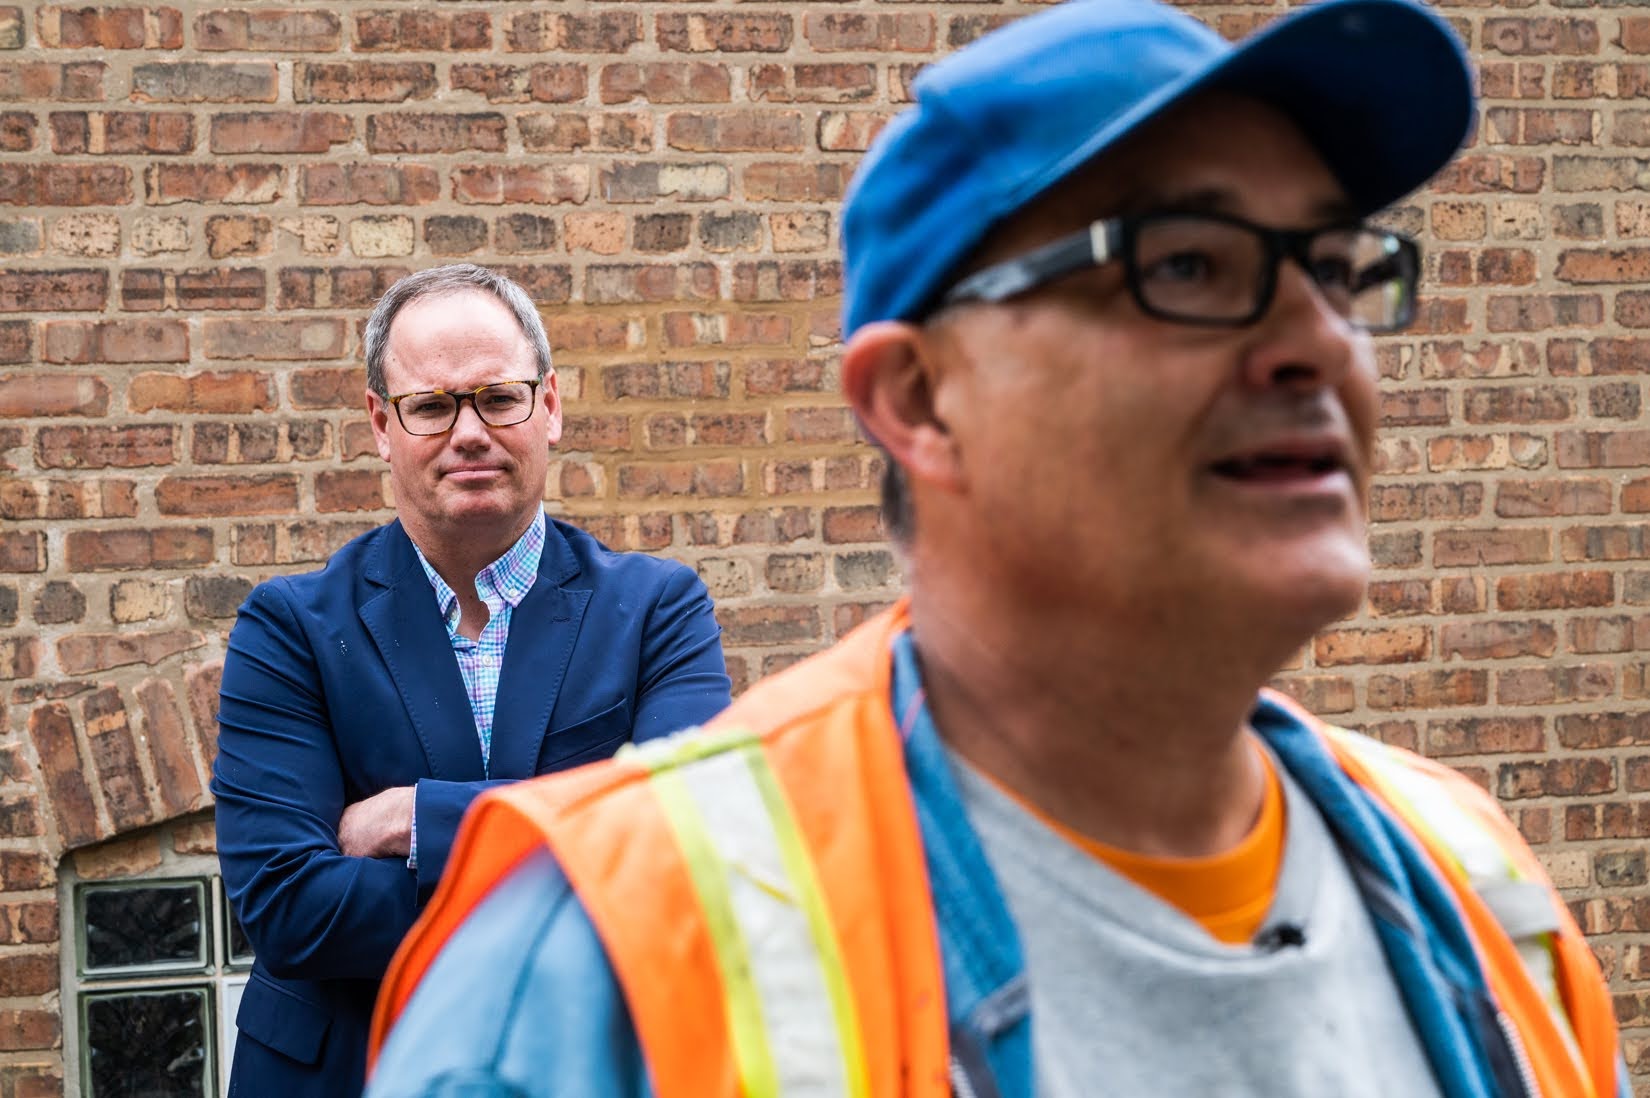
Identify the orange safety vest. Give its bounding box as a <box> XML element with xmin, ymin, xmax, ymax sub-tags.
<box><xmin>372</xmin><ymin>602</ymin><xmax>1619</xmax><ymax>1098</ymax></box>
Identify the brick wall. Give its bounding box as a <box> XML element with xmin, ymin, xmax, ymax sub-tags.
<box><xmin>0</xmin><ymin>0</ymin><xmax>1647</xmax><ymax>1092</ymax></box>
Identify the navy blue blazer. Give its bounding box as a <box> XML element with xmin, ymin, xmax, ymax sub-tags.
<box><xmin>211</xmin><ymin>517</ymin><xmax>731</xmax><ymax>1097</ymax></box>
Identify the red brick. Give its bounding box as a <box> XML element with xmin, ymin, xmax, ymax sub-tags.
<box><xmin>601</xmin><ymin>161</ymin><xmax>730</xmax><ymax>203</ymax></box>
<box><xmin>1556</xmin><ymin>429</ymin><xmax>1650</xmax><ymax>468</ymax></box>
<box><xmin>196</xmin><ymin>9</ymin><xmax>339</xmax><ymax>51</ymax></box>
<box><xmin>0</xmin><ymin>268</ymin><xmax>105</xmax><ymax>311</ymax></box>
<box><xmin>505</xmin><ymin>11</ymin><xmax>641</xmax><ymax>52</ymax></box>
<box><xmin>300</xmin><ymin>163</ymin><xmax>439</xmax><ymax>206</ymax></box>
<box><xmin>128</xmin><ymin>372</ymin><xmax>274</xmax><ymax>416</ymax></box>
<box><xmin>1562</xmin><ymin>525</ymin><xmax>1650</xmax><ymax>563</ymax></box>
<box><xmin>145</xmin><ymin>163</ymin><xmax>281</xmax><ymax>205</ymax></box>
<box><xmin>41</xmin><ymin>318</ymin><xmax>186</xmax><ymax>363</ymax></box>
<box><xmin>1430</xmin><ymin>154</ymin><xmax>1546</xmax><ymax>194</ymax></box>
<box><xmin>716</xmin><ymin>604</ymin><xmax>820</xmax><ymax>646</ymax></box>
<box><xmin>1495</xmin><ymin>478</ymin><xmax>1613</xmax><ymax>517</ymax></box>
<box><xmin>1497</xmin><ymin>664</ymin><xmax>1615</xmax><ymax>705</ymax></box>
<box><xmin>617</xmin><ymin>460</ymin><xmax>743</xmax><ymax>498</ymax></box>
<box><xmin>0</xmin><ymin>1010</ymin><xmax>59</xmax><ymax>1052</ymax></box>
<box><xmin>804</xmin><ymin>13</ymin><xmax>934</xmax><ymax>52</ymax></box>
<box><xmin>0</xmin><ymin>479</ymin><xmax>136</xmax><ymax>521</ymax></box>
<box><xmin>1427</xmin><ymin>716</ymin><xmax>1546</xmax><ymax>756</ymax></box>
<box><xmin>49</xmin><ymin>110</ymin><xmax>192</xmax><ymax>155</ymax></box>
<box><xmin>1368</xmin><ymin>483</ymin><xmax>1483</xmax><ymax>521</ymax></box>
<box><xmin>656</xmin><ymin>13</ymin><xmax>792</xmax><ymax>53</ymax></box>
<box><xmin>1557</xmin><ymin>713</ymin><xmax>1650</xmax><ymax>750</ymax></box>
<box><xmin>600</xmin><ymin>62</ymin><xmax>731</xmax><ymax>104</ymax></box>
<box><xmin>1499</xmin><ymin>759</ymin><xmax>1615</xmax><ymax>800</ymax></box>
<box><xmin>38</xmin><ymin>5</ymin><xmax>181</xmax><ymax>48</ymax></box>
<box><xmin>1497</xmin><ymin>571</ymin><xmax>1615</xmax><ymax>610</ymax></box>
<box><xmin>0</xmin><ymin>61</ymin><xmax>105</xmax><ymax>101</ymax></box>
<box><xmin>667</xmin><ymin>111</ymin><xmax>804</xmax><ymax>153</ymax></box>
<box><xmin>315</xmin><ymin>469</ymin><xmax>386</xmax><ymax>513</ymax></box>
<box><xmin>136</xmin><ymin>678</ymin><xmax>205</xmax><ymax>817</ymax></box>
<box><xmin>1484</xmin><ymin>17</ymin><xmax>1599</xmax><ymax>55</ymax></box>
<box><xmin>1548</xmin><ymin>338</ymin><xmax>1650</xmax><ymax>376</ymax></box>
<box><xmin>210</xmin><ymin>111</ymin><xmax>351</xmax><ymax>154</ymax></box>
<box><xmin>1484</xmin><ymin>106</ymin><xmax>1595</xmax><ymax>146</ymax></box>
<box><xmin>451</xmin><ymin>165</ymin><xmax>590</xmax><ymax>206</ymax></box>
<box><xmin>1433</xmin><ymin>528</ymin><xmax>1551</xmax><ymax>566</ymax></box>
<box><xmin>0</xmin><ymin>530</ymin><xmax>40</xmax><ymax>572</ymax></box>
<box><xmin>277</xmin><ymin>265</ymin><xmax>407</xmax><ymax>309</ymax></box>
<box><xmin>65</xmin><ymin>527</ymin><xmax>212</xmax><ymax>571</ymax></box>
<box><xmin>204</xmin><ymin>317</ymin><xmax>347</xmax><ymax>360</ymax></box>
<box><xmin>450</xmin><ymin>62</ymin><xmax>585</xmax><ymax>104</ymax></box>
<box><xmin>0</xmin><ymin>111</ymin><xmax>33</xmax><ymax>152</ymax></box>
<box><xmin>297</xmin><ymin>61</ymin><xmax>435</xmax><ymax>103</ymax></box>
<box><xmin>744</xmin><ymin>163</ymin><xmax>852</xmax><ymax>202</ymax></box>
<box><xmin>1368</xmin><ymin>669</ymin><xmax>1489</xmax><ymax>710</ymax></box>
<box><xmin>81</xmin><ymin>686</ymin><xmax>150</xmax><ymax>829</ymax></box>
<box><xmin>0</xmin><ymin>164</ymin><xmax>129</xmax><ymax>206</ymax></box>
<box><xmin>0</xmin><ymin>373</ymin><xmax>108</xmax><ymax>416</ymax></box>
<box><xmin>28</xmin><ymin>702</ymin><xmax>99</xmax><ymax>846</ymax></box>
<box><xmin>156</xmin><ymin>474</ymin><xmax>298</xmax><ymax>516</ymax></box>
<box><xmin>0</xmin><ymin>955</ymin><xmax>57</xmax><ymax>997</ymax></box>
<box><xmin>0</xmin><ymin>320</ymin><xmax>29</xmax><ymax>363</ymax></box>
<box><xmin>585</xmin><ymin>263</ymin><xmax>716</xmax><ymax>304</ymax></box>
<box><xmin>354</xmin><ymin>10</ymin><xmax>491</xmax><ymax>52</ymax></box>
<box><xmin>122</xmin><ymin>267</ymin><xmax>265</xmax><ymax>310</ymax></box>
<box><xmin>1463</xmin><ymin>384</ymin><xmax>1576</xmax><ymax>422</ymax></box>
<box><xmin>36</xmin><ymin>425</ymin><xmax>175</xmax><ymax>470</ymax></box>
<box><xmin>131</xmin><ymin>61</ymin><xmax>276</xmax><ymax>103</ymax></box>
<box><xmin>367</xmin><ymin>112</ymin><xmax>506</xmax><ymax>154</ymax></box>
<box><xmin>1439</xmin><ymin>620</ymin><xmax>1558</xmax><ymax>660</ymax></box>
<box><xmin>1314</xmin><ymin>626</ymin><xmax>1431</xmax><ymax>666</ymax></box>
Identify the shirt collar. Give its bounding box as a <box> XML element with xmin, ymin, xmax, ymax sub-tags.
<box><xmin>414</xmin><ymin>510</ymin><xmax>546</xmax><ymax>621</ymax></box>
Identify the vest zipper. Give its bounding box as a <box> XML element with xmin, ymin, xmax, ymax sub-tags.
<box><xmin>1495</xmin><ymin>1008</ymin><xmax>1538</xmax><ymax>1098</ymax></box>
<box><xmin>948</xmin><ymin>1055</ymin><xmax>981</xmax><ymax>1098</ymax></box>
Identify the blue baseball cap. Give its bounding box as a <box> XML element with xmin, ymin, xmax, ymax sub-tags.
<box><xmin>841</xmin><ymin>0</ymin><xmax>1476</xmax><ymax>336</ymax></box>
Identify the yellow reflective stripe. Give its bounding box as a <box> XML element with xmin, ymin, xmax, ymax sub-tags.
<box><xmin>648</xmin><ymin>764</ymin><xmax>782</xmax><ymax>1098</ymax></box>
<box><xmin>1330</xmin><ymin>729</ymin><xmax>1582</xmax><ymax>1061</ymax></box>
<box><xmin>636</xmin><ymin>727</ymin><xmax>860</xmax><ymax>1097</ymax></box>
<box><xmin>744</xmin><ymin>744</ymin><xmax>870</xmax><ymax>1098</ymax></box>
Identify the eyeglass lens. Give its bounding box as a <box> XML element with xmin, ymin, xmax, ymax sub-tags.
<box><xmin>1132</xmin><ymin>217</ymin><xmax>1411</xmax><ymax>330</ymax></box>
<box><xmin>397</xmin><ymin>381</ymin><xmax>536</xmax><ymax>435</ymax></box>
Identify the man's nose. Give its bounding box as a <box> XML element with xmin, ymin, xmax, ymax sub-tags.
<box><xmin>1240</xmin><ymin>260</ymin><xmax>1359</xmax><ymax>391</ymax></box>
<box><xmin>448</xmin><ymin>397</ymin><xmax>492</xmax><ymax>443</ymax></box>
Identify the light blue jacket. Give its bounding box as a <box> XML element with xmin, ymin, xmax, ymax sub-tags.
<box><xmin>369</xmin><ymin>633</ymin><xmax>1625</xmax><ymax>1098</ymax></box>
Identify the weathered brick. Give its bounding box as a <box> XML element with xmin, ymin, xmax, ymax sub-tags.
<box><xmin>0</xmin><ymin>268</ymin><xmax>106</xmax><ymax>310</ymax></box>
<box><xmin>505</xmin><ymin>11</ymin><xmax>641</xmax><ymax>53</ymax></box>
<box><xmin>600</xmin><ymin>61</ymin><xmax>731</xmax><ymax>104</ymax></box>
<box><xmin>195</xmin><ymin>9</ymin><xmax>340</xmax><ymax>51</ymax></box>
<box><xmin>123</xmin><ymin>267</ymin><xmax>265</xmax><ymax>310</ymax></box>
<box><xmin>0</xmin><ymin>164</ymin><xmax>130</xmax><ymax>207</ymax></box>
<box><xmin>354</xmin><ymin>10</ymin><xmax>490</xmax><ymax>52</ymax></box>
<box><xmin>131</xmin><ymin>61</ymin><xmax>276</xmax><ymax>103</ymax></box>
<box><xmin>210</xmin><ymin>112</ymin><xmax>351</xmax><ymax>154</ymax></box>
<box><xmin>66</xmin><ymin>527</ymin><xmax>212</xmax><ymax>571</ymax></box>
<box><xmin>656</xmin><ymin>13</ymin><xmax>792</xmax><ymax>53</ymax></box>
<box><xmin>297</xmin><ymin>61</ymin><xmax>435</xmax><ymax>103</ymax></box>
<box><xmin>449</xmin><ymin>62</ymin><xmax>585</xmax><ymax>104</ymax></box>
<box><xmin>0</xmin><ymin>60</ymin><xmax>105</xmax><ymax>101</ymax></box>
<box><xmin>204</xmin><ymin>317</ymin><xmax>347</xmax><ymax>360</ymax></box>
<box><xmin>41</xmin><ymin>319</ymin><xmax>186</xmax><ymax>364</ymax></box>
<box><xmin>367</xmin><ymin>113</ymin><xmax>506</xmax><ymax>154</ymax></box>
<box><xmin>145</xmin><ymin>163</ymin><xmax>282</xmax><ymax>205</ymax></box>
<box><xmin>36</xmin><ymin>424</ymin><xmax>175</xmax><ymax>469</ymax></box>
<box><xmin>49</xmin><ymin>110</ymin><xmax>192</xmax><ymax>155</ymax></box>
<box><xmin>38</xmin><ymin>5</ymin><xmax>181</xmax><ymax>48</ymax></box>
<box><xmin>299</xmin><ymin>163</ymin><xmax>438</xmax><ymax>207</ymax></box>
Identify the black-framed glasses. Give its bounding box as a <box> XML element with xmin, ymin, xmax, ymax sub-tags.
<box><xmin>386</xmin><ymin>379</ymin><xmax>540</xmax><ymax>436</ymax></box>
<box><xmin>937</xmin><ymin>211</ymin><xmax>1421</xmax><ymax>333</ymax></box>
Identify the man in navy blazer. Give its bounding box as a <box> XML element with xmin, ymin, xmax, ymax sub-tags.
<box><xmin>211</xmin><ymin>264</ymin><xmax>732</xmax><ymax>1097</ymax></box>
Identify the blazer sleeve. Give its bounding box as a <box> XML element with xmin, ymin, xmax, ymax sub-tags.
<box><xmin>212</xmin><ymin>579</ymin><xmax>421</xmax><ymax>983</ymax></box>
<box><xmin>630</xmin><ymin>562</ymin><xmax>732</xmax><ymax>742</ymax></box>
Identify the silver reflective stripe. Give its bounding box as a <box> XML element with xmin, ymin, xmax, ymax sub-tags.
<box><xmin>673</xmin><ymin>746</ymin><xmax>852</xmax><ymax>1097</ymax></box>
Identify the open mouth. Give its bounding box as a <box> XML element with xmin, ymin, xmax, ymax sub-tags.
<box><xmin>1209</xmin><ymin>449</ymin><xmax>1344</xmax><ymax>483</ymax></box>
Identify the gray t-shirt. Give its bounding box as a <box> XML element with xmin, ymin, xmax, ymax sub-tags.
<box><xmin>951</xmin><ymin>748</ymin><xmax>1446</xmax><ymax>1098</ymax></box>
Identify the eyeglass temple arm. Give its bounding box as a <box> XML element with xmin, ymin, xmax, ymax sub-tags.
<box><xmin>938</xmin><ymin>222</ymin><xmax>1112</xmax><ymax>308</ymax></box>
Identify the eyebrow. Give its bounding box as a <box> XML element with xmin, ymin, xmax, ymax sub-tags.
<box><xmin>1111</xmin><ymin>186</ymin><xmax>1361</xmax><ymax>224</ymax></box>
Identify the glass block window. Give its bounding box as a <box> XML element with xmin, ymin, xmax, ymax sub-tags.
<box><xmin>70</xmin><ymin>876</ymin><xmax>253</xmax><ymax>1098</ymax></box>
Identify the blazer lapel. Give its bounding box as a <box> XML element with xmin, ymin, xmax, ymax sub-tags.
<box><xmin>486</xmin><ymin>520</ymin><xmax>592</xmax><ymax>780</ymax></box>
<box><xmin>359</xmin><ymin>522</ymin><xmax>484</xmax><ymax>781</ymax></box>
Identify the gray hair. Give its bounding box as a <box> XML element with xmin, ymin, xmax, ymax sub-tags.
<box><xmin>363</xmin><ymin>264</ymin><xmax>553</xmax><ymax>397</ymax></box>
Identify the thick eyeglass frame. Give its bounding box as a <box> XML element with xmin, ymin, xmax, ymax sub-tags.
<box><xmin>934</xmin><ymin>210</ymin><xmax>1422</xmax><ymax>334</ymax></box>
<box><xmin>385</xmin><ymin>378</ymin><xmax>542</xmax><ymax>436</ymax></box>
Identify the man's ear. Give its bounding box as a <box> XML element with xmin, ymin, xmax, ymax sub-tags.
<box><xmin>841</xmin><ymin>321</ymin><xmax>964</xmax><ymax>493</ymax></box>
<box><xmin>367</xmin><ymin>390</ymin><xmax>394</xmax><ymax>463</ymax></box>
